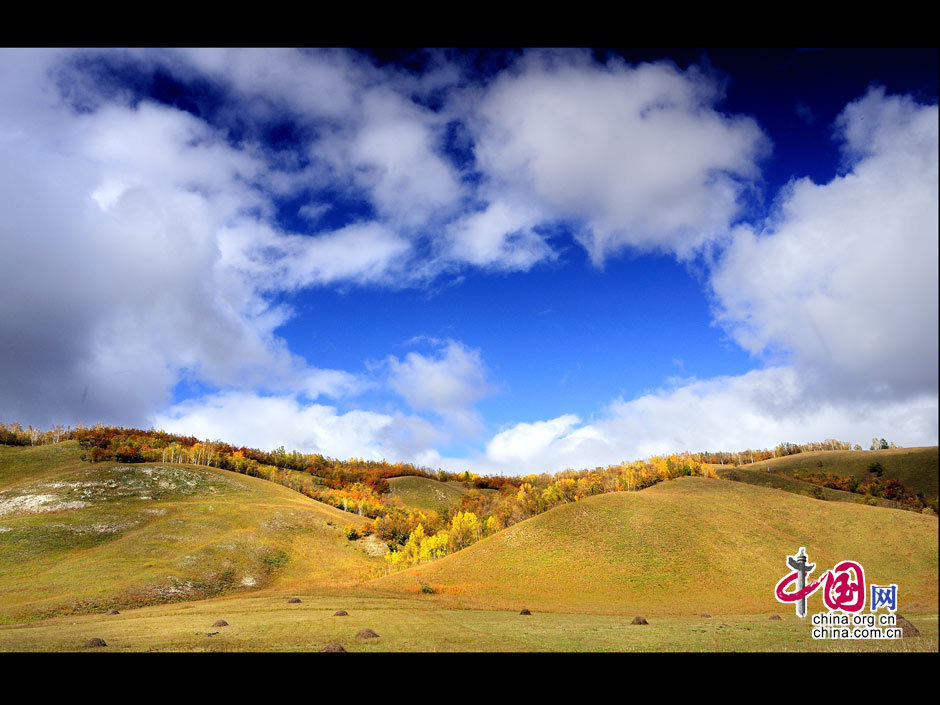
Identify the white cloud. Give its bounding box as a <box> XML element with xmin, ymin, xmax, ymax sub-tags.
<box><xmin>387</xmin><ymin>340</ymin><xmax>492</xmax><ymax>410</ymax></box>
<box><xmin>440</xmin><ymin>367</ymin><xmax>938</xmax><ymax>475</ymax></box>
<box><xmin>300</xmin><ymin>368</ymin><xmax>369</xmax><ymax>400</ymax></box>
<box><xmin>466</xmin><ymin>51</ymin><xmax>770</xmax><ymax>264</ymax></box>
<box><xmin>3</xmin><ymin>51</ymin><xmax>935</xmax><ymax>476</ymax></box>
<box><xmin>385</xmin><ymin>339</ymin><xmax>496</xmax><ymax>438</ymax></box>
<box><xmin>0</xmin><ymin>50</ymin><xmax>406</xmax><ymax>427</ymax></box>
<box><xmin>153</xmin><ymin>366</ymin><xmax>938</xmax><ymax>475</ymax></box>
<box><xmin>169</xmin><ymin>48</ymin><xmax>465</xmax><ymax>233</ymax></box>
<box><xmin>485</xmin><ymin>415</ymin><xmax>582</xmax><ymax>465</ymax></box>
<box><xmin>173</xmin><ymin>48</ymin><xmax>362</xmax><ymax>121</ymax></box>
<box><xmin>154</xmin><ymin>391</ymin><xmax>440</xmax><ymax>461</ymax></box>
<box><xmin>343</xmin><ymin>88</ymin><xmax>464</xmax><ymax>228</ymax></box>
<box><xmin>443</xmin><ymin>199</ymin><xmax>556</xmax><ymax>271</ymax></box>
<box><xmin>710</xmin><ymin>87</ymin><xmax>939</xmax><ymax>401</ymax></box>
<box><xmin>218</xmin><ymin>220</ymin><xmax>413</xmax><ymax>291</ymax></box>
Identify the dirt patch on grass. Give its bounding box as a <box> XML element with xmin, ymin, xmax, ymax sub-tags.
<box><xmin>0</xmin><ymin>493</ymin><xmax>89</xmax><ymax>516</ymax></box>
<box><xmin>0</xmin><ymin>465</ymin><xmax>235</xmax><ymax>519</ymax></box>
<box><xmin>259</xmin><ymin>512</ymin><xmax>311</xmax><ymax>532</ymax></box>
<box><xmin>359</xmin><ymin>534</ymin><xmax>389</xmax><ymax>557</ymax></box>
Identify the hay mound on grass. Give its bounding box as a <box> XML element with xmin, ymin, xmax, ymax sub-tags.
<box><xmin>107</xmin><ymin>610</ymin><xmax>120</xmax><ymax>615</ymax></box>
<box><xmin>287</xmin><ymin>597</ymin><xmax>301</xmax><ymax>603</ymax></box>
<box><xmin>84</xmin><ymin>637</ymin><xmax>107</xmax><ymax>647</ymax></box>
<box><xmin>355</xmin><ymin>628</ymin><xmax>379</xmax><ymax>639</ymax></box>
<box><xmin>631</xmin><ymin>616</ymin><xmax>649</xmax><ymax>625</ymax></box>
<box><xmin>319</xmin><ymin>641</ymin><xmax>346</xmax><ymax>652</ymax></box>
<box><xmin>895</xmin><ymin>615</ymin><xmax>921</xmax><ymax>638</ymax></box>
<box><xmin>333</xmin><ymin>610</ymin><xmax>348</xmax><ymax>616</ymax></box>
<box><xmin>768</xmin><ymin>614</ymin><xmax>782</xmax><ymax>620</ymax></box>
<box><xmin>520</xmin><ymin>608</ymin><xmax>532</xmax><ymax>615</ymax></box>
<box><xmin>212</xmin><ymin>619</ymin><xmax>228</xmax><ymax>627</ymax></box>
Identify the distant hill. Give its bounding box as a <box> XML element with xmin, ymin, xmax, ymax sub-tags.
<box><xmin>367</xmin><ymin>477</ymin><xmax>938</xmax><ymax>615</ymax></box>
<box><xmin>728</xmin><ymin>447</ymin><xmax>938</xmax><ymax>501</ymax></box>
<box><xmin>387</xmin><ymin>476</ymin><xmax>470</xmax><ymax>513</ymax></box>
<box><xmin>714</xmin><ymin>466</ymin><xmax>899</xmax><ymax>508</ymax></box>
<box><xmin>0</xmin><ymin>442</ymin><xmax>382</xmax><ymax>621</ymax></box>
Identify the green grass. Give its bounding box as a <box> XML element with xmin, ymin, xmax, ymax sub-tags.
<box><xmin>0</xmin><ymin>592</ymin><xmax>933</xmax><ymax>651</ymax></box>
<box><xmin>732</xmin><ymin>447</ymin><xmax>938</xmax><ymax>501</ymax></box>
<box><xmin>367</xmin><ymin>477</ymin><xmax>938</xmax><ymax>617</ymax></box>
<box><xmin>387</xmin><ymin>475</ymin><xmax>470</xmax><ymax>513</ymax></box>
<box><xmin>0</xmin><ymin>443</ymin><xmax>382</xmax><ymax>622</ymax></box>
<box><xmin>715</xmin><ymin>466</ymin><xmax>899</xmax><ymax>508</ymax></box>
<box><xmin>0</xmin><ymin>442</ymin><xmax>88</xmax><ymax>491</ymax></box>
<box><xmin>2</xmin><ymin>443</ymin><xmax>936</xmax><ymax>652</ymax></box>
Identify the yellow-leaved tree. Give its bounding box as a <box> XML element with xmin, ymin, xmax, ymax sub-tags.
<box><xmin>447</xmin><ymin>511</ymin><xmax>482</xmax><ymax>552</ymax></box>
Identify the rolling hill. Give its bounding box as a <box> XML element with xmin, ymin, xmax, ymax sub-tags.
<box><xmin>0</xmin><ymin>442</ymin><xmax>383</xmax><ymax>622</ymax></box>
<box><xmin>728</xmin><ymin>447</ymin><xmax>938</xmax><ymax>501</ymax></box>
<box><xmin>387</xmin><ymin>475</ymin><xmax>471</xmax><ymax>513</ymax></box>
<box><xmin>0</xmin><ymin>444</ymin><xmax>936</xmax><ymax>651</ymax></box>
<box><xmin>714</xmin><ymin>466</ymin><xmax>900</xmax><ymax>508</ymax></box>
<box><xmin>366</xmin><ymin>476</ymin><xmax>939</xmax><ymax>616</ymax></box>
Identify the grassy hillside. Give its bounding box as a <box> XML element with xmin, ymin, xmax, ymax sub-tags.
<box><xmin>387</xmin><ymin>476</ymin><xmax>470</xmax><ymax>513</ymax></box>
<box><xmin>0</xmin><ymin>442</ymin><xmax>88</xmax><ymax>490</ymax></box>
<box><xmin>714</xmin><ymin>466</ymin><xmax>899</xmax><ymax>508</ymax></box>
<box><xmin>367</xmin><ymin>477</ymin><xmax>938</xmax><ymax>616</ymax></box>
<box><xmin>1</xmin><ymin>446</ymin><xmax>936</xmax><ymax>652</ymax></box>
<box><xmin>733</xmin><ymin>447</ymin><xmax>938</xmax><ymax>500</ymax></box>
<box><xmin>0</xmin><ymin>443</ymin><xmax>382</xmax><ymax>622</ymax></box>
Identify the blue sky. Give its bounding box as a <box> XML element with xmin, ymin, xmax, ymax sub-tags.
<box><xmin>1</xmin><ymin>48</ymin><xmax>937</xmax><ymax>473</ymax></box>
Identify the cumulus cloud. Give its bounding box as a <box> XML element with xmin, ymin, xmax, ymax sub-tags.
<box><xmin>0</xmin><ymin>49</ymin><xmax>411</xmax><ymax>427</ymax></box>
<box><xmin>0</xmin><ymin>67</ymin><xmax>253</xmax><ymax>423</ymax></box>
<box><xmin>2</xmin><ymin>50</ymin><xmax>935</xmax><ymax>474</ymax></box>
<box><xmin>218</xmin><ymin>220</ymin><xmax>413</xmax><ymax>291</ymax></box>
<box><xmin>465</xmin><ymin>51</ymin><xmax>770</xmax><ymax>263</ymax></box>
<box><xmin>484</xmin><ymin>415</ymin><xmax>582</xmax><ymax>466</ymax></box>
<box><xmin>160</xmin><ymin>49</ymin><xmax>465</xmax><ymax>231</ymax></box>
<box><xmin>172</xmin><ymin>47</ymin><xmax>363</xmax><ymax>121</ymax></box>
<box><xmin>440</xmin><ymin>87</ymin><xmax>932</xmax><ymax>477</ymax></box>
<box><xmin>333</xmin><ymin>88</ymin><xmax>465</xmax><ymax>228</ymax></box>
<box><xmin>443</xmin><ymin>199</ymin><xmax>557</xmax><ymax>271</ymax></box>
<box><xmin>386</xmin><ymin>339</ymin><xmax>494</xmax><ymax>436</ymax></box>
<box><xmin>300</xmin><ymin>369</ymin><xmax>369</xmax><ymax>400</ymax></box>
<box><xmin>154</xmin><ymin>391</ymin><xmax>441</xmax><ymax>460</ymax></box>
<box><xmin>710</xmin><ymin>87</ymin><xmax>939</xmax><ymax>401</ymax></box>
<box><xmin>440</xmin><ymin>367</ymin><xmax>938</xmax><ymax>475</ymax></box>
